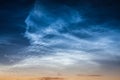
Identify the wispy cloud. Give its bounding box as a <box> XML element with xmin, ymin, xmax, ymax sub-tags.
<box><xmin>11</xmin><ymin>0</ymin><xmax>120</xmax><ymax>74</ymax></box>
<box><xmin>0</xmin><ymin>0</ymin><xmax>120</xmax><ymax>75</ymax></box>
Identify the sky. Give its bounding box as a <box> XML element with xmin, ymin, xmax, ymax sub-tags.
<box><xmin>0</xmin><ymin>0</ymin><xmax>120</xmax><ymax>80</ymax></box>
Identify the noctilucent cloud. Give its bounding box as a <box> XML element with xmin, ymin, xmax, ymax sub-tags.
<box><xmin>0</xmin><ymin>0</ymin><xmax>120</xmax><ymax>77</ymax></box>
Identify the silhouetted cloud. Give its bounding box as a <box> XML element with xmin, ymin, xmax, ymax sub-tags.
<box><xmin>77</xmin><ymin>74</ymin><xmax>102</xmax><ymax>77</ymax></box>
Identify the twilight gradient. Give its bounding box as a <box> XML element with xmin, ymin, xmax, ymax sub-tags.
<box><xmin>0</xmin><ymin>0</ymin><xmax>120</xmax><ymax>79</ymax></box>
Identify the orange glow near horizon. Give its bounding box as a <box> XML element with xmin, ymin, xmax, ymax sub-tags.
<box><xmin>0</xmin><ymin>75</ymin><xmax>120</xmax><ymax>80</ymax></box>
<box><xmin>0</xmin><ymin>72</ymin><xmax>120</xmax><ymax>80</ymax></box>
